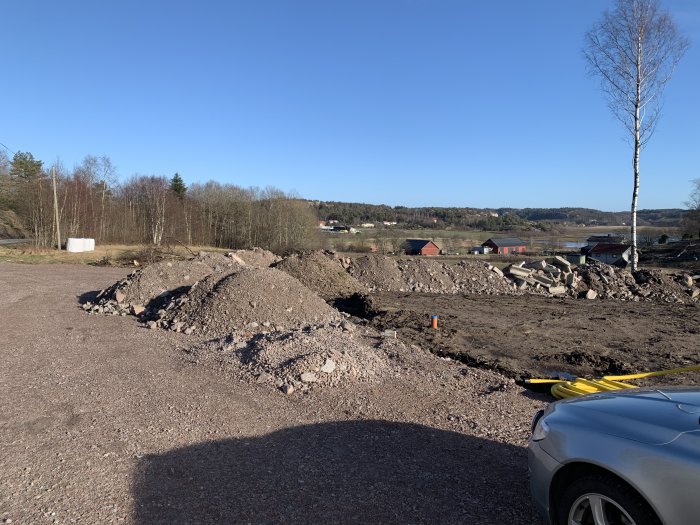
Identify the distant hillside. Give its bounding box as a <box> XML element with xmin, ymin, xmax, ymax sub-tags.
<box><xmin>313</xmin><ymin>201</ymin><xmax>686</xmax><ymax>231</ymax></box>
<box><xmin>0</xmin><ymin>209</ymin><xmax>28</xmax><ymax>239</ymax></box>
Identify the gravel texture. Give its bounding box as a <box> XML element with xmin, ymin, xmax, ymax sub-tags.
<box><xmin>347</xmin><ymin>255</ymin><xmax>518</xmax><ymax>295</ymax></box>
<box><xmin>162</xmin><ymin>266</ymin><xmax>342</xmax><ymax>336</ymax></box>
<box><xmin>0</xmin><ymin>262</ymin><xmax>548</xmax><ymax>525</ymax></box>
<box><xmin>273</xmin><ymin>251</ymin><xmax>366</xmax><ymax>300</ymax></box>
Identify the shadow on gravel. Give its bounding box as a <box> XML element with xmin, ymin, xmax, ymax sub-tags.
<box><xmin>133</xmin><ymin>420</ymin><xmax>541</xmax><ymax>525</ymax></box>
<box><xmin>77</xmin><ymin>290</ymin><xmax>100</xmax><ymax>305</ymax></box>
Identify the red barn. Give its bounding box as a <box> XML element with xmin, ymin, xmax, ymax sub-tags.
<box><xmin>482</xmin><ymin>237</ymin><xmax>527</xmax><ymax>255</ymax></box>
<box><xmin>404</xmin><ymin>239</ymin><xmax>441</xmax><ymax>256</ymax></box>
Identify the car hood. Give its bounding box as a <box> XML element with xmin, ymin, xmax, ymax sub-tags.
<box><xmin>551</xmin><ymin>387</ymin><xmax>700</xmax><ymax>445</ymax></box>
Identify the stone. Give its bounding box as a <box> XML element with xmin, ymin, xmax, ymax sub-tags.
<box><xmin>551</xmin><ymin>256</ymin><xmax>572</xmax><ymax>269</ymax></box>
<box><xmin>262</xmin><ymin>321</ymin><xmax>271</xmax><ymax>328</ymax></box>
<box><xmin>682</xmin><ymin>275</ymin><xmax>694</xmax><ymax>288</ymax></box>
<box><xmin>300</xmin><ymin>372</ymin><xmax>318</xmax><ymax>383</ymax></box>
<box><xmin>281</xmin><ymin>383</ymin><xmax>294</xmax><ymax>395</ymax></box>
<box><xmin>514</xmin><ymin>278</ymin><xmax>528</xmax><ymax>290</ymax></box>
<box><xmin>256</xmin><ymin>372</ymin><xmax>272</xmax><ymax>383</ymax></box>
<box><xmin>690</xmin><ymin>288</ymin><xmax>700</xmax><ymax>299</ymax></box>
<box><xmin>531</xmin><ymin>274</ymin><xmax>555</xmax><ymax>288</ymax></box>
<box><xmin>549</xmin><ymin>286</ymin><xmax>566</xmax><ymax>295</ymax></box>
<box><xmin>506</xmin><ymin>265</ymin><xmax>532</xmax><ymax>278</ymax></box>
<box><xmin>184</xmin><ymin>327</ymin><xmax>194</xmax><ymax>335</ymax></box>
<box><xmin>115</xmin><ymin>290</ymin><xmax>126</xmax><ymax>304</ymax></box>
<box><xmin>543</xmin><ymin>264</ymin><xmax>561</xmax><ymax>277</ymax></box>
<box><xmin>341</xmin><ymin>320</ymin><xmax>355</xmax><ymax>332</ymax></box>
<box><xmin>320</xmin><ymin>359</ymin><xmax>336</xmax><ymax>374</ymax></box>
<box><xmin>585</xmin><ymin>289</ymin><xmax>598</xmax><ymax>300</ymax></box>
<box><xmin>131</xmin><ymin>304</ymin><xmax>146</xmax><ymax>316</ymax></box>
<box><xmin>491</xmin><ymin>266</ymin><xmax>503</xmax><ymax>277</ymax></box>
<box><xmin>147</xmin><ymin>321</ymin><xmax>158</xmax><ymax>330</ymax></box>
<box><xmin>565</xmin><ymin>273</ymin><xmax>577</xmax><ymax>287</ymax></box>
<box><xmin>523</xmin><ymin>260</ymin><xmax>547</xmax><ymax>270</ymax></box>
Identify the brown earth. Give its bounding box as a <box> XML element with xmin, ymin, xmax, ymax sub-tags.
<box><xmin>361</xmin><ymin>292</ymin><xmax>700</xmax><ymax>385</ymax></box>
<box><xmin>3</xmin><ymin>260</ymin><xmax>700</xmax><ymax>524</ymax></box>
<box><xmin>0</xmin><ymin>262</ymin><xmax>547</xmax><ymax>525</ymax></box>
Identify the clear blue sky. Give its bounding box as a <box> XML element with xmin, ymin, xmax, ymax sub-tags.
<box><xmin>2</xmin><ymin>1</ymin><xmax>698</xmax><ymax>211</ymax></box>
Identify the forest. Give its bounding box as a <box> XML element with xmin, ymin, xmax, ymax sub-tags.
<box><xmin>0</xmin><ymin>150</ymin><xmax>319</xmax><ymax>253</ymax></box>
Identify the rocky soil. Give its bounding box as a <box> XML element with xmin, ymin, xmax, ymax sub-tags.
<box><xmin>273</xmin><ymin>250</ymin><xmax>366</xmax><ymax>300</ymax></box>
<box><xmin>3</xmin><ymin>249</ymin><xmax>700</xmax><ymax>524</ymax></box>
<box><xmin>160</xmin><ymin>266</ymin><xmax>342</xmax><ymax>336</ymax></box>
<box><xmin>1</xmin><ymin>262</ymin><xmax>547</xmax><ymax>524</ymax></box>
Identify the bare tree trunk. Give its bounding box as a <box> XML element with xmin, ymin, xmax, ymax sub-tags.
<box><xmin>631</xmin><ymin>32</ymin><xmax>643</xmax><ymax>272</ymax></box>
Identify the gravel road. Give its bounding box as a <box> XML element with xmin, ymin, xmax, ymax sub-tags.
<box><xmin>0</xmin><ymin>262</ymin><xmax>546</xmax><ymax>524</ymax></box>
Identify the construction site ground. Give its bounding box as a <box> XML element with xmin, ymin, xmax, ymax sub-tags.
<box><xmin>2</xmin><ymin>261</ymin><xmax>700</xmax><ymax>524</ymax></box>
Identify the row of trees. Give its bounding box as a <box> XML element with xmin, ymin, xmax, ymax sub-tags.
<box><xmin>0</xmin><ymin>150</ymin><xmax>319</xmax><ymax>254</ymax></box>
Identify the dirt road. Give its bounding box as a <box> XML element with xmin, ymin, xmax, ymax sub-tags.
<box><xmin>0</xmin><ymin>263</ymin><xmax>547</xmax><ymax>524</ymax></box>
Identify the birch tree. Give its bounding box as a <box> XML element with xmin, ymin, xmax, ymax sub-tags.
<box><xmin>584</xmin><ymin>0</ymin><xmax>689</xmax><ymax>271</ymax></box>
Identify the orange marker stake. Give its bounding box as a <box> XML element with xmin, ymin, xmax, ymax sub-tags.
<box><xmin>431</xmin><ymin>315</ymin><xmax>439</xmax><ymax>329</ymax></box>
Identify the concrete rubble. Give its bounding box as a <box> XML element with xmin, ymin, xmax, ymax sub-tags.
<box><xmin>81</xmin><ymin>250</ymin><xmax>699</xmax><ymax>395</ymax></box>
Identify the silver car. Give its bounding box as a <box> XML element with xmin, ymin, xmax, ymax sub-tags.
<box><xmin>528</xmin><ymin>387</ymin><xmax>700</xmax><ymax>525</ymax></box>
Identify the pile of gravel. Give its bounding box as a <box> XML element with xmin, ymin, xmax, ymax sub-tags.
<box><xmin>84</xmin><ymin>248</ymin><xmax>285</xmax><ymax>318</ymax></box>
<box><xmin>162</xmin><ymin>266</ymin><xmax>341</xmax><ymax>336</ymax></box>
<box><xmin>347</xmin><ymin>255</ymin><xmax>517</xmax><ymax>295</ymax></box>
<box><xmin>184</xmin><ymin>323</ymin><xmax>418</xmax><ymax>394</ymax></box>
<box><xmin>87</xmin><ymin>253</ymin><xmax>239</xmax><ymax>312</ymax></box>
<box><xmin>274</xmin><ymin>251</ymin><xmax>366</xmax><ymax>300</ymax></box>
<box><xmin>576</xmin><ymin>261</ymin><xmax>699</xmax><ymax>303</ymax></box>
<box><xmin>227</xmin><ymin>247</ymin><xmax>281</xmax><ymax>267</ymax></box>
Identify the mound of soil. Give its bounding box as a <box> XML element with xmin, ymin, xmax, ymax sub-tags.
<box><xmin>102</xmin><ymin>253</ymin><xmax>239</xmax><ymax>308</ymax></box>
<box><xmin>227</xmin><ymin>247</ymin><xmax>281</xmax><ymax>267</ymax></box>
<box><xmin>274</xmin><ymin>251</ymin><xmax>366</xmax><ymax>300</ymax></box>
<box><xmin>186</xmin><ymin>325</ymin><xmax>398</xmax><ymax>394</ymax></box>
<box><xmin>347</xmin><ymin>255</ymin><xmax>517</xmax><ymax>295</ymax></box>
<box><xmin>164</xmin><ymin>266</ymin><xmax>341</xmax><ymax>336</ymax></box>
<box><xmin>576</xmin><ymin>260</ymin><xmax>698</xmax><ymax>303</ymax></box>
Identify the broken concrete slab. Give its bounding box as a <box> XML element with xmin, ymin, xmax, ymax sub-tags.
<box><xmin>506</xmin><ymin>265</ymin><xmax>533</xmax><ymax>278</ymax></box>
<box><xmin>523</xmin><ymin>260</ymin><xmax>547</xmax><ymax>270</ymax></box>
<box><xmin>531</xmin><ymin>274</ymin><xmax>555</xmax><ymax>288</ymax></box>
<box><xmin>551</xmin><ymin>256</ymin><xmax>572</xmax><ymax>269</ymax></box>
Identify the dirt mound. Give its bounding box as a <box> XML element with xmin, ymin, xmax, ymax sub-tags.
<box><xmin>347</xmin><ymin>255</ymin><xmax>517</xmax><ymax>295</ymax></box>
<box><xmin>274</xmin><ymin>251</ymin><xmax>366</xmax><ymax>300</ymax></box>
<box><xmin>345</xmin><ymin>255</ymin><xmax>404</xmax><ymax>291</ymax></box>
<box><xmin>163</xmin><ymin>266</ymin><xmax>341</xmax><ymax>335</ymax></box>
<box><xmin>227</xmin><ymin>247</ymin><xmax>281</xmax><ymax>267</ymax></box>
<box><xmin>186</xmin><ymin>325</ymin><xmax>396</xmax><ymax>392</ymax></box>
<box><xmin>576</xmin><ymin>261</ymin><xmax>699</xmax><ymax>303</ymax></box>
<box><xmin>105</xmin><ymin>253</ymin><xmax>238</xmax><ymax>307</ymax></box>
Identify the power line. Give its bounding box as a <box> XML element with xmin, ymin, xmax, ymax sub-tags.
<box><xmin>0</xmin><ymin>141</ymin><xmax>15</xmax><ymax>155</ymax></box>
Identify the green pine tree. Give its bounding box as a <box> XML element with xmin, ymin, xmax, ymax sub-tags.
<box><xmin>170</xmin><ymin>172</ymin><xmax>187</xmax><ymax>200</ymax></box>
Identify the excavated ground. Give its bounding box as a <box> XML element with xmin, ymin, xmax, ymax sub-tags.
<box><xmin>3</xmin><ymin>252</ymin><xmax>700</xmax><ymax>524</ymax></box>
<box><xmin>359</xmin><ymin>292</ymin><xmax>700</xmax><ymax>385</ymax></box>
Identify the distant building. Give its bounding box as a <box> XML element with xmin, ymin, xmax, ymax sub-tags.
<box><xmin>471</xmin><ymin>246</ymin><xmax>492</xmax><ymax>255</ymax></box>
<box><xmin>361</xmin><ymin>223</ymin><xmax>375</xmax><ymax>228</ymax></box>
<box><xmin>481</xmin><ymin>238</ymin><xmax>527</xmax><ymax>255</ymax></box>
<box><xmin>586</xmin><ymin>234</ymin><xmax>626</xmax><ymax>246</ymax></box>
<box><xmin>404</xmin><ymin>239</ymin><xmax>441</xmax><ymax>256</ymax></box>
<box><xmin>383</xmin><ymin>221</ymin><xmax>397</xmax><ymax>226</ymax></box>
<box><xmin>566</xmin><ymin>254</ymin><xmax>587</xmax><ymax>265</ymax></box>
<box><xmin>586</xmin><ymin>243</ymin><xmax>632</xmax><ymax>266</ymax></box>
